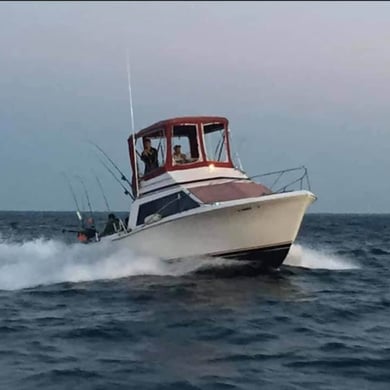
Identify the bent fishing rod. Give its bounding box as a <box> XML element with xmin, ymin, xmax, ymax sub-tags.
<box><xmin>98</xmin><ymin>157</ymin><xmax>134</xmax><ymax>200</ymax></box>
<box><xmin>88</xmin><ymin>140</ymin><xmax>133</xmax><ymax>190</ymax></box>
<box><xmin>61</xmin><ymin>172</ymin><xmax>83</xmax><ymax>223</ymax></box>
<box><xmin>92</xmin><ymin>171</ymin><xmax>111</xmax><ymax>212</ymax></box>
<box><xmin>62</xmin><ymin>228</ymin><xmax>82</xmax><ymax>234</ymax></box>
<box><xmin>75</xmin><ymin>175</ymin><xmax>94</xmax><ymax>219</ymax></box>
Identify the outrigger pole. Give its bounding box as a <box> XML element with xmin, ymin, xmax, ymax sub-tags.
<box><xmin>126</xmin><ymin>50</ymin><xmax>139</xmax><ymax>199</ymax></box>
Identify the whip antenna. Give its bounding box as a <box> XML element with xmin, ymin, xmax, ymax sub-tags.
<box><xmin>126</xmin><ymin>50</ymin><xmax>139</xmax><ymax>198</ymax></box>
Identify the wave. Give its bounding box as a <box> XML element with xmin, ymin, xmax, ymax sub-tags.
<box><xmin>285</xmin><ymin>244</ymin><xmax>360</xmax><ymax>270</ymax></box>
<box><xmin>0</xmin><ymin>237</ymin><xmax>360</xmax><ymax>290</ymax></box>
<box><xmin>0</xmin><ymin>238</ymin><xmax>235</xmax><ymax>291</ymax></box>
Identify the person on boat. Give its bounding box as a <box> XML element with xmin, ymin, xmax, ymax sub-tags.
<box><xmin>101</xmin><ymin>213</ymin><xmax>120</xmax><ymax>237</ymax></box>
<box><xmin>173</xmin><ymin>145</ymin><xmax>188</xmax><ymax>164</ymax></box>
<box><xmin>83</xmin><ymin>217</ymin><xmax>98</xmax><ymax>240</ymax></box>
<box><xmin>76</xmin><ymin>217</ymin><xmax>98</xmax><ymax>243</ymax></box>
<box><xmin>141</xmin><ymin>138</ymin><xmax>159</xmax><ymax>174</ymax></box>
<box><xmin>77</xmin><ymin>231</ymin><xmax>89</xmax><ymax>243</ymax></box>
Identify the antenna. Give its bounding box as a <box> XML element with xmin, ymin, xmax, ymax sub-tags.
<box><xmin>235</xmin><ymin>151</ymin><xmax>244</xmax><ymax>172</ymax></box>
<box><xmin>126</xmin><ymin>50</ymin><xmax>139</xmax><ymax>198</ymax></box>
<box><xmin>229</xmin><ymin>127</ymin><xmax>245</xmax><ymax>172</ymax></box>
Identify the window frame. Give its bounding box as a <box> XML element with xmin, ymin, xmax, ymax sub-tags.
<box><xmin>135</xmin><ymin>128</ymin><xmax>167</xmax><ymax>179</ymax></box>
<box><xmin>136</xmin><ymin>190</ymin><xmax>200</xmax><ymax>226</ymax></box>
<box><xmin>171</xmin><ymin>123</ymin><xmax>203</xmax><ymax>166</ymax></box>
<box><xmin>201</xmin><ymin>122</ymin><xmax>229</xmax><ymax>163</ymax></box>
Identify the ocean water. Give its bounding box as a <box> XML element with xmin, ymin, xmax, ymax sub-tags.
<box><xmin>0</xmin><ymin>212</ymin><xmax>389</xmax><ymax>390</ymax></box>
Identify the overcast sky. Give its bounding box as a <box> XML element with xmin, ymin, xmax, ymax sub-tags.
<box><xmin>1</xmin><ymin>1</ymin><xmax>389</xmax><ymax>213</ymax></box>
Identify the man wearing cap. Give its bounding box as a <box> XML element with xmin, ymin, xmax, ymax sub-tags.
<box><xmin>141</xmin><ymin>138</ymin><xmax>159</xmax><ymax>174</ymax></box>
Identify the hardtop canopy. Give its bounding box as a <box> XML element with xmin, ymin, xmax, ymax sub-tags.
<box><xmin>130</xmin><ymin>116</ymin><xmax>229</xmax><ymax>140</ymax></box>
<box><xmin>127</xmin><ymin>116</ymin><xmax>234</xmax><ymax>197</ymax></box>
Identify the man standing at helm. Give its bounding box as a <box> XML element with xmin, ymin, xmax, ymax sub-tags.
<box><xmin>141</xmin><ymin>138</ymin><xmax>159</xmax><ymax>174</ymax></box>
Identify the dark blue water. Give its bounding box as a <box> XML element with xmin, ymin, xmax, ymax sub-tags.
<box><xmin>0</xmin><ymin>212</ymin><xmax>390</xmax><ymax>389</ymax></box>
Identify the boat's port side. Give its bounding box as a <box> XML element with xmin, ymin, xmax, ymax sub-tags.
<box><xmin>128</xmin><ymin>179</ymin><xmax>272</xmax><ymax>230</ymax></box>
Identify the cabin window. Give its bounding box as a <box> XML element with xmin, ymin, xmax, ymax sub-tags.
<box><xmin>135</xmin><ymin>129</ymin><xmax>167</xmax><ymax>177</ymax></box>
<box><xmin>172</xmin><ymin>124</ymin><xmax>201</xmax><ymax>166</ymax></box>
<box><xmin>136</xmin><ymin>191</ymin><xmax>200</xmax><ymax>225</ymax></box>
<box><xmin>203</xmin><ymin>123</ymin><xmax>228</xmax><ymax>163</ymax></box>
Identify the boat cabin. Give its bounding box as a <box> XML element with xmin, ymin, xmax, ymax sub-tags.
<box><xmin>128</xmin><ymin>116</ymin><xmax>236</xmax><ymax>197</ymax></box>
<box><xmin>125</xmin><ymin>116</ymin><xmax>272</xmax><ymax>230</ymax></box>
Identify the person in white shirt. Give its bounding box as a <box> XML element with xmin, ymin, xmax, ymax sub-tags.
<box><xmin>173</xmin><ymin>145</ymin><xmax>188</xmax><ymax>164</ymax></box>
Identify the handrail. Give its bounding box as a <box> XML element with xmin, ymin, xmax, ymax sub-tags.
<box><xmin>250</xmin><ymin>166</ymin><xmax>312</xmax><ymax>193</ymax></box>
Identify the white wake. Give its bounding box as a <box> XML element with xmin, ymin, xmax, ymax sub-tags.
<box><xmin>0</xmin><ymin>238</ymin><xmax>232</xmax><ymax>291</ymax></box>
<box><xmin>0</xmin><ymin>238</ymin><xmax>359</xmax><ymax>290</ymax></box>
<box><xmin>285</xmin><ymin>244</ymin><xmax>359</xmax><ymax>270</ymax></box>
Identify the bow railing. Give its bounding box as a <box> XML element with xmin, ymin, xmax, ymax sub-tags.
<box><xmin>250</xmin><ymin>165</ymin><xmax>312</xmax><ymax>193</ymax></box>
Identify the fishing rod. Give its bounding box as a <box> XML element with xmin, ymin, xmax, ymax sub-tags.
<box><xmin>98</xmin><ymin>157</ymin><xmax>134</xmax><ymax>200</ymax></box>
<box><xmin>75</xmin><ymin>175</ymin><xmax>94</xmax><ymax>219</ymax></box>
<box><xmin>89</xmin><ymin>140</ymin><xmax>133</xmax><ymax>190</ymax></box>
<box><xmin>93</xmin><ymin>172</ymin><xmax>111</xmax><ymax>212</ymax></box>
<box><xmin>62</xmin><ymin>228</ymin><xmax>81</xmax><ymax>234</ymax></box>
<box><xmin>61</xmin><ymin>172</ymin><xmax>83</xmax><ymax>222</ymax></box>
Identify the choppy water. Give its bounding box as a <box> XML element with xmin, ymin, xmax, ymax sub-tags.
<box><xmin>0</xmin><ymin>212</ymin><xmax>389</xmax><ymax>389</ymax></box>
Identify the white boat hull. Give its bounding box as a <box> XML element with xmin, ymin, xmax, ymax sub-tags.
<box><xmin>110</xmin><ymin>190</ymin><xmax>315</xmax><ymax>269</ymax></box>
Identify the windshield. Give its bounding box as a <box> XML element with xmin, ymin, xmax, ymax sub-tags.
<box><xmin>203</xmin><ymin>123</ymin><xmax>228</xmax><ymax>162</ymax></box>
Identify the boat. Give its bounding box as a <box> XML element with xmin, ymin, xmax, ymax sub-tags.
<box><xmin>100</xmin><ymin>116</ymin><xmax>316</xmax><ymax>269</ymax></box>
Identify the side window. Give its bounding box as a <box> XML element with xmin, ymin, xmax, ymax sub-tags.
<box><xmin>136</xmin><ymin>131</ymin><xmax>167</xmax><ymax>177</ymax></box>
<box><xmin>203</xmin><ymin>123</ymin><xmax>228</xmax><ymax>162</ymax></box>
<box><xmin>172</xmin><ymin>125</ymin><xmax>201</xmax><ymax>165</ymax></box>
<box><xmin>136</xmin><ymin>192</ymin><xmax>199</xmax><ymax>225</ymax></box>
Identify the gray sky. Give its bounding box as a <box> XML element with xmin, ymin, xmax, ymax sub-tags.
<box><xmin>1</xmin><ymin>1</ymin><xmax>390</xmax><ymax>213</ymax></box>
